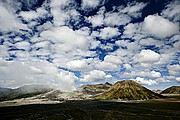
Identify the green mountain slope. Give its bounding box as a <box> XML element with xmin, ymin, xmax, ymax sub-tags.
<box><xmin>81</xmin><ymin>82</ymin><xmax>112</xmax><ymax>95</ymax></box>
<box><xmin>96</xmin><ymin>80</ymin><xmax>163</xmax><ymax>100</ymax></box>
<box><xmin>161</xmin><ymin>86</ymin><xmax>180</xmax><ymax>94</ymax></box>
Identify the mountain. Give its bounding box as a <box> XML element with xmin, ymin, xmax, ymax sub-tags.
<box><xmin>81</xmin><ymin>82</ymin><xmax>112</xmax><ymax>95</ymax></box>
<box><xmin>0</xmin><ymin>85</ymin><xmax>52</xmax><ymax>101</ymax></box>
<box><xmin>95</xmin><ymin>80</ymin><xmax>163</xmax><ymax>100</ymax></box>
<box><xmin>152</xmin><ymin>90</ymin><xmax>162</xmax><ymax>94</ymax></box>
<box><xmin>0</xmin><ymin>87</ymin><xmax>13</xmax><ymax>97</ymax></box>
<box><xmin>161</xmin><ymin>86</ymin><xmax>180</xmax><ymax>94</ymax></box>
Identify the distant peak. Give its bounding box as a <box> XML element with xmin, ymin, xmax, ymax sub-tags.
<box><xmin>105</xmin><ymin>82</ymin><xmax>112</xmax><ymax>85</ymax></box>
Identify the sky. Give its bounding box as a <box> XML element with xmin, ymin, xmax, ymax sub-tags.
<box><xmin>0</xmin><ymin>0</ymin><xmax>179</xmax><ymax>90</ymax></box>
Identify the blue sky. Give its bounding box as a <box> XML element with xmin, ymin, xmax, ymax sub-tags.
<box><xmin>0</xmin><ymin>0</ymin><xmax>179</xmax><ymax>90</ymax></box>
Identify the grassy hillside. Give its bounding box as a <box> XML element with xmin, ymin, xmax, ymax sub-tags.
<box><xmin>81</xmin><ymin>82</ymin><xmax>112</xmax><ymax>95</ymax></box>
<box><xmin>161</xmin><ymin>86</ymin><xmax>180</xmax><ymax>94</ymax></box>
<box><xmin>96</xmin><ymin>80</ymin><xmax>163</xmax><ymax>100</ymax></box>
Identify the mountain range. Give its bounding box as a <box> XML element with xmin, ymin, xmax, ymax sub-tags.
<box><xmin>81</xmin><ymin>82</ymin><xmax>112</xmax><ymax>95</ymax></box>
<box><xmin>0</xmin><ymin>81</ymin><xmax>179</xmax><ymax>102</ymax></box>
<box><xmin>0</xmin><ymin>84</ymin><xmax>52</xmax><ymax>101</ymax></box>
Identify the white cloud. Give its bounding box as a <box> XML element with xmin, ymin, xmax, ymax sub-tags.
<box><xmin>121</xmin><ymin>70</ymin><xmax>161</xmax><ymax>79</ymax></box>
<box><xmin>0</xmin><ymin>58</ymin><xmax>77</xmax><ymax>90</ymax></box>
<box><xmin>14</xmin><ymin>36</ymin><xmax>23</xmax><ymax>42</ymax></box>
<box><xmin>133</xmin><ymin>50</ymin><xmax>161</xmax><ymax>63</ymax></box>
<box><xmin>104</xmin><ymin>12</ymin><xmax>131</xmax><ymax>26</ymax></box>
<box><xmin>50</xmin><ymin>0</ymin><xmax>80</xmax><ymax>26</ymax></box>
<box><xmin>139</xmin><ymin>63</ymin><xmax>152</xmax><ymax>68</ymax></box>
<box><xmin>0</xmin><ymin>0</ymin><xmax>179</xmax><ymax>89</ymax></box>
<box><xmin>99</xmin><ymin>27</ymin><xmax>119</xmax><ymax>39</ymax></box>
<box><xmin>123</xmin><ymin>23</ymin><xmax>142</xmax><ymax>37</ymax></box>
<box><xmin>32</xmin><ymin>41</ymin><xmax>50</xmax><ymax>48</ymax></box>
<box><xmin>19</xmin><ymin>7</ymin><xmax>48</xmax><ymax>22</ymax></box>
<box><xmin>40</xmin><ymin>26</ymin><xmax>89</xmax><ymax>52</ymax></box>
<box><xmin>87</xmin><ymin>2</ymin><xmax>146</xmax><ymax>27</ymax></box>
<box><xmin>135</xmin><ymin>77</ymin><xmax>157</xmax><ymax>85</ymax></box>
<box><xmin>161</xmin><ymin>0</ymin><xmax>180</xmax><ymax>22</ymax></box>
<box><xmin>15</xmin><ymin>41</ymin><xmax>30</xmax><ymax>50</ymax></box>
<box><xmin>155</xmin><ymin>53</ymin><xmax>174</xmax><ymax>65</ymax></box>
<box><xmin>120</xmin><ymin>2</ymin><xmax>146</xmax><ymax>18</ymax></box>
<box><xmin>80</xmin><ymin>70</ymin><xmax>111</xmax><ymax>82</ymax></box>
<box><xmin>99</xmin><ymin>43</ymin><xmax>114</xmax><ymax>51</ymax></box>
<box><xmin>156</xmin><ymin>77</ymin><xmax>170</xmax><ymax>83</ymax></box>
<box><xmin>96</xmin><ymin>61</ymin><xmax>119</xmax><ymax>71</ymax></box>
<box><xmin>0</xmin><ymin>46</ymin><xmax>9</xmax><ymax>58</ymax></box>
<box><xmin>143</xmin><ymin>14</ymin><xmax>179</xmax><ymax>38</ymax></box>
<box><xmin>11</xmin><ymin>51</ymin><xmax>31</xmax><ymax>61</ymax></box>
<box><xmin>150</xmin><ymin>71</ymin><xmax>161</xmax><ymax>78</ymax></box>
<box><xmin>87</xmin><ymin>14</ymin><xmax>104</xmax><ymax>27</ymax></box>
<box><xmin>139</xmin><ymin>38</ymin><xmax>157</xmax><ymax>46</ymax></box>
<box><xmin>167</xmin><ymin>64</ymin><xmax>180</xmax><ymax>77</ymax></box>
<box><xmin>67</xmin><ymin>59</ymin><xmax>89</xmax><ymax>71</ymax></box>
<box><xmin>81</xmin><ymin>0</ymin><xmax>100</xmax><ymax>9</ymax></box>
<box><xmin>104</xmin><ymin>55</ymin><xmax>122</xmax><ymax>64</ymax></box>
<box><xmin>0</xmin><ymin>3</ymin><xmax>28</xmax><ymax>32</ymax></box>
<box><xmin>123</xmin><ymin>64</ymin><xmax>132</xmax><ymax>69</ymax></box>
<box><xmin>176</xmin><ymin>77</ymin><xmax>180</xmax><ymax>82</ymax></box>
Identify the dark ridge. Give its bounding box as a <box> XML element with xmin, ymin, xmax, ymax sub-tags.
<box><xmin>81</xmin><ymin>82</ymin><xmax>112</xmax><ymax>95</ymax></box>
<box><xmin>161</xmin><ymin>86</ymin><xmax>180</xmax><ymax>94</ymax></box>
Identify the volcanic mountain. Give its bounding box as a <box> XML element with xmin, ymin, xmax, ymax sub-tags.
<box><xmin>0</xmin><ymin>85</ymin><xmax>52</xmax><ymax>101</ymax></box>
<box><xmin>161</xmin><ymin>86</ymin><xmax>180</xmax><ymax>94</ymax></box>
<box><xmin>81</xmin><ymin>82</ymin><xmax>112</xmax><ymax>95</ymax></box>
<box><xmin>95</xmin><ymin>80</ymin><xmax>163</xmax><ymax>100</ymax></box>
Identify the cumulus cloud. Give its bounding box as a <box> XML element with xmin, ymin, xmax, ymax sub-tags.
<box><xmin>40</xmin><ymin>26</ymin><xmax>89</xmax><ymax>51</ymax></box>
<box><xmin>120</xmin><ymin>2</ymin><xmax>146</xmax><ymax>18</ymax></box>
<box><xmin>104</xmin><ymin>55</ymin><xmax>122</xmax><ymax>64</ymax></box>
<box><xmin>104</xmin><ymin>12</ymin><xmax>131</xmax><ymax>26</ymax></box>
<box><xmin>123</xmin><ymin>64</ymin><xmax>132</xmax><ymax>69</ymax></box>
<box><xmin>133</xmin><ymin>50</ymin><xmax>161</xmax><ymax>63</ymax></box>
<box><xmin>15</xmin><ymin>41</ymin><xmax>30</xmax><ymax>50</ymax></box>
<box><xmin>80</xmin><ymin>70</ymin><xmax>112</xmax><ymax>82</ymax></box>
<box><xmin>167</xmin><ymin>64</ymin><xmax>180</xmax><ymax>77</ymax></box>
<box><xmin>81</xmin><ymin>0</ymin><xmax>100</xmax><ymax>9</ymax></box>
<box><xmin>161</xmin><ymin>0</ymin><xmax>180</xmax><ymax>22</ymax></box>
<box><xmin>67</xmin><ymin>59</ymin><xmax>89</xmax><ymax>71</ymax></box>
<box><xmin>139</xmin><ymin>38</ymin><xmax>157</xmax><ymax>46</ymax></box>
<box><xmin>89</xmin><ymin>54</ymin><xmax>122</xmax><ymax>72</ymax></box>
<box><xmin>0</xmin><ymin>58</ymin><xmax>77</xmax><ymax>90</ymax></box>
<box><xmin>123</xmin><ymin>23</ymin><xmax>142</xmax><ymax>37</ymax></box>
<box><xmin>50</xmin><ymin>0</ymin><xmax>80</xmax><ymax>26</ymax></box>
<box><xmin>150</xmin><ymin>71</ymin><xmax>161</xmax><ymax>78</ymax></box>
<box><xmin>19</xmin><ymin>6</ymin><xmax>48</xmax><ymax>22</ymax></box>
<box><xmin>135</xmin><ymin>77</ymin><xmax>157</xmax><ymax>85</ymax></box>
<box><xmin>143</xmin><ymin>14</ymin><xmax>179</xmax><ymax>38</ymax></box>
<box><xmin>0</xmin><ymin>3</ymin><xmax>28</xmax><ymax>31</ymax></box>
<box><xmin>0</xmin><ymin>0</ymin><xmax>179</xmax><ymax>89</ymax></box>
<box><xmin>0</xmin><ymin>46</ymin><xmax>9</xmax><ymax>58</ymax></box>
<box><xmin>176</xmin><ymin>77</ymin><xmax>180</xmax><ymax>82</ymax></box>
<box><xmin>99</xmin><ymin>27</ymin><xmax>119</xmax><ymax>39</ymax></box>
<box><xmin>121</xmin><ymin>70</ymin><xmax>161</xmax><ymax>79</ymax></box>
<box><xmin>87</xmin><ymin>2</ymin><xmax>146</xmax><ymax>27</ymax></box>
<box><xmin>96</xmin><ymin>61</ymin><xmax>119</xmax><ymax>71</ymax></box>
